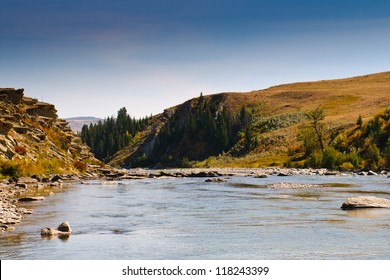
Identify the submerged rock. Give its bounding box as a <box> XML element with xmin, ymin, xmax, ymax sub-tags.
<box><xmin>267</xmin><ymin>182</ymin><xmax>323</xmax><ymax>189</ymax></box>
<box><xmin>277</xmin><ymin>172</ymin><xmax>291</xmax><ymax>177</ymax></box>
<box><xmin>341</xmin><ymin>196</ymin><xmax>390</xmax><ymax>210</ymax></box>
<box><xmin>205</xmin><ymin>178</ymin><xmax>227</xmax><ymax>183</ymax></box>
<box><xmin>41</xmin><ymin>221</ymin><xmax>72</xmax><ymax>236</ymax></box>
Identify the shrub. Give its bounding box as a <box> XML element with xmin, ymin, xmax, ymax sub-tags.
<box><xmin>363</xmin><ymin>144</ymin><xmax>381</xmax><ymax>170</ymax></box>
<box><xmin>322</xmin><ymin>147</ymin><xmax>342</xmax><ymax>169</ymax></box>
<box><xmin>180</xmin><ymin>157</ymin><xmax>192</xmax><ymax>168</ymax></box>
<box><xmin>254</xmin><ymin>112</ymin><xmax>306</xmax><ymax>133</ymax></box>
<box><xmin>305</xmin><ymin>151</ymin><xmax>323</xmax><ymax>168</ymax></box>
<box><xmin>0</xmin><ymin>160</ymin><xmax>21</xmax><ymax>178</ymax></box>
<box><xmin>340</xmin><ymin>162</ymin><xmax>354</xmax><ymax>171</ymax></box>
<box><xmin>73</xmin><ymin>160</ymin><xmax>87</xmax><ymax>173</ymax></box>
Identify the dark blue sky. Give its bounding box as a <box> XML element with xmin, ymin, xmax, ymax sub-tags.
<box><xmin>1</xmin><ymin>0</ymin><xmax>390</xmax><ymax>117</ymax></box>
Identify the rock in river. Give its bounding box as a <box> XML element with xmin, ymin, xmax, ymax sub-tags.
<box><xmin>205</xmin><ymin>178</ymin><xmax>227</xmax><ymax>183</ymax></box>
<box><xmin>341</xmin><ymin>196</ymin><xmax>390</xmax><ymax>210</ymax></box>
<box><xmin>18</xmin><ymin>196</ymin><xmax>45</xmax><ymax>202</ymax></box>
<box><xmin>41</xmin><ymin>221</ymin><xmax>72</xmax><ymax>236</ymax></box>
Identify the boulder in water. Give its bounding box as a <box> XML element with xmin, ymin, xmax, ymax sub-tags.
<box><xmin>205</xmin><ymin>178</ymin><xmax>227</xmax><ymax>183</ymax></box>
<box><xmin>341</xmin><ymin>196</ymin><xmax>390</xmax><ymax>210</ymax></box>
<box><xmin>41</xmin><ymin>221</ymin><xmax>72</xmax><ymax>236</ymax></box>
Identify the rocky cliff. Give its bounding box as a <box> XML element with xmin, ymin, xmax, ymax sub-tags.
<box><xmin>0</xmin><ymin>88</ymin><xmax>97</xmax><ymax>176</ymax></box>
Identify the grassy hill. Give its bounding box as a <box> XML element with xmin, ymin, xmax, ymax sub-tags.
<box><xmin>107</xmin><ymin>71</ymin><xmax>390</xmax><ymax>168</ymax></box>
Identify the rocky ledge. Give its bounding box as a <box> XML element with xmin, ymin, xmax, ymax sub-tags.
<box><xmin>0</xmin><ymin>88</ymin><xmax>95</xmax><ymax>165</ymax></box>
<box><xmin>341</xmin><ymin>196</ymin><xmax>390</xmax><ymax>210</ymax></box>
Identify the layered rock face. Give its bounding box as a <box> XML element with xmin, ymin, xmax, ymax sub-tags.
<box><xmin>0</xmin><ymin>88</ymin><xmax>94</xmax><ymax>165</ymax></box>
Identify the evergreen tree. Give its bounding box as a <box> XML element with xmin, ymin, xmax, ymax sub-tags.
<box><xmin>80</xmin><ymin>108</ymin><xmax>150</xmax><ymax>162</ymax></box>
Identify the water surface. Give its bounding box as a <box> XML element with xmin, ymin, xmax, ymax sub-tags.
<box><xmin>1</xmin><ymin>174</ymin><xmax>390</xmax><ymax>259</ymax></box>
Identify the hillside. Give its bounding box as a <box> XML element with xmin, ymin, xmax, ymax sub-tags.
<box><xmin>105</xmin><ymin>71</ymin><xmax>390</xmax><ymax>168</ymax></box>
<box><xmin>0</xmin><ymin>88</ymin><xmax>98</xmax><ymax>177</ymax></box>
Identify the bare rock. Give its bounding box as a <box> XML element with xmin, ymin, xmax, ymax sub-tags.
<box><xmin>189</xmin><ymin>171</ymin><xmax>220</xmax><ymax>177</ymax></box>
<box><xmin>324</xmin><ymin>171</ymin><xmax>340</xmax><ymax>176</ymax></box>
<box><xmin>15</xmin><ymin>183</ymin><xmax>28</xmax><ymax>189</ymax></box>
<box><xmin>205</xmin><ymin>178</ymin><xmax>227</xmax><ymax>183</ymax></box>
<box><xmin>341</xmin><ymin>196</ymin><xmax>390</xmax><ymax>210</ymax></box>
<box><xmin>41</xmin><ymin>221</ymin><xmax>72</xmax><ymax>236</ymax></box>
<box><xmin>17</xmin><ymin>177</ymin><xmax>39</xmax><ymax>185</ymax></box>
<box><xmin>254</xmin><ymin>174</ymin><xmax>268</xmax><ymax>178</ymax></box>
<box><xmin>0</xmin><ymin>224</ymin><xmax>15</xmax><ymax>232</ymax></box>
<box><xmin>51</xmin><ymin>175</ymin><xmax>63</xmax><ymax>182</ymax></box>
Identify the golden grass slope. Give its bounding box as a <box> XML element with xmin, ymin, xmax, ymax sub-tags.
<box><xmin>248</xmin><ymin>71</ymin><xmax>390</xmax><ymax>124</ymax></box>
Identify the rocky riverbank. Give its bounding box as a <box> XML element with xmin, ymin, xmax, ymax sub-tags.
<box><xmin>93</xmin><ymin>166</ymin><xmax>390</xmax><ymax>180</ymax></box>
<box><xmin>0</xmin><ymin>174</ymin><xmax>79</xmax><ymax>232</ymax></box>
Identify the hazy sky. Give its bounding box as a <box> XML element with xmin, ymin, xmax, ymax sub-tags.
<box><xmin>1</xmin><ymin>0</ymin><xmax>390</xmax><ymax>118</ymax></box>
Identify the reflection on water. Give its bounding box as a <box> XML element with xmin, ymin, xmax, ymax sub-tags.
<box><xmin>1</xmin><ymin>174</ymin><xmax>390</xmax><ymax>260</ymax></box>
<box><xmin>346</xmin><ymin>208</ymin><xmax>390</xmax><ymax>218</ymax></box>
<box><xmin>41</xmin><ymin>235</ymin><xmax>70</xmax><ymax>241</ymax></box>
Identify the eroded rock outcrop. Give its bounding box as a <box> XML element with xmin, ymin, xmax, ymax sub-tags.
<box><xmin>0</xmin><ymin>88</ymin><xmax>96</xmax><ymax>165</ymax></box>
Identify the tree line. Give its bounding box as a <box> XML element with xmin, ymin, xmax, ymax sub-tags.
<box><xmin>80</xmin><ymin>107</ymin><xmax>150</xmax><ymax>162</ymax></box>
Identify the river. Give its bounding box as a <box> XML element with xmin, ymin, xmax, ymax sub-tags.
<box><xmin>1</xmin><ymin>174</ymin><xmax>390</xmax><ymax>259</ymax></box>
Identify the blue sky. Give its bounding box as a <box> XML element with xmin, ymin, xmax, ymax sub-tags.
<box><xmin>1</xmin><ymin>0</ymin><xmax>390</xmax><ymax>118</ymax></box>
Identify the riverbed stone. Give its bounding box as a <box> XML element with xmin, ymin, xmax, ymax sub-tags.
<box><xmin>277</xmin><ymin>172</ymin><xmax>291</xmax><ymax>177</ymax></box>
<box><xmin>205</xmin><ymin>178</ymin><xmax>227</xmax><ymax>183</ymax></box>
<box><xmin>341</xmin><ymin>196</ymin><xmax>390</xmax><ymax>210</ymax></box>
<box><xmin>41</xmin><ymin>221</ymin><xmax>72</xmax><ymax>236</ymax></box>
<box><xmin>15</xmin><ymin>183</ymin><xmax>28</xmax><ymax>189</ymax></box>
<box><xmin>254</xmin><ymin>174</ymin><xmax>268</xmax><ymax>178</ymax></box>
<box><xmin>51</xmin><ymin>175</ymin><xmax>63</xmax><ymax>182</ymax></box>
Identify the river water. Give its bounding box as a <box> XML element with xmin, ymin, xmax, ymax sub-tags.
<box><xmin>1</xmin><ymin>174</ymin><xmax>390</xmax><ymax>259</ymax></box>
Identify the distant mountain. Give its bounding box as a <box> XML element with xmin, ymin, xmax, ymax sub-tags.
<box><xmin>104</xmin><ymin>71</ymin><xmax>390</xmax><ymax>169</ymax></box>
<box><xmin>65</xmin><ymin>116</ymin><xmax>102</xmax><ymax>133</ymax></box>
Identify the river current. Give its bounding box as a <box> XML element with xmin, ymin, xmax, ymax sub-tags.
<box><xmin>1</xmin><ymin>174</ymin><xmax>390</xmax><ymax>259</ymax></box>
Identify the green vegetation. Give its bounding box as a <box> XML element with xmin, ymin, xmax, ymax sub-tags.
<box><xmin>0</xmin><ymin>156</ymin><xmax>75</xmax><ymax>178</ymax></box>
<box><xmin>80</xmin><ymin>107</ymin><xmax>150</xmax><ymax>162</ymax></box>
<box><xmin>290</xmin><ymin>108</ymin><xmax>390</xmax><ymax>171</ymax></box>
<box><xmin>253</xmin><ymin>112</ymin><xmax>305</xmax><ymax>133</ymax></box>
